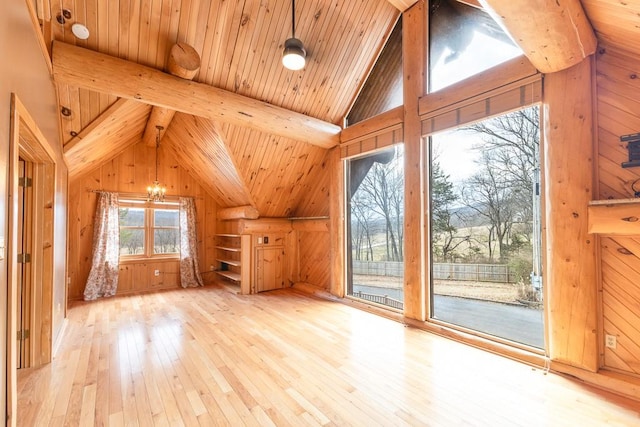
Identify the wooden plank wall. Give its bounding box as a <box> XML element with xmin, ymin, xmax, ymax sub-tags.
<box><xmin>67</xmin><ymin>140</ymin><xmax>218</xmax><ymax>301</ymax></box>
<box><xmin>594</xmin><ymin>45</ymin><xmax>640</xmax><ymax>375</ymax></box>
<box><xmin>222</xmin><ymin>124</ymin><xmax>332</xmax><ymax>217</ymax></box>
<box><xmin>294</xmin><ymin>220</ymin><xmax>331</xmax><ymax>289</ymax></box>
<box><xmin>296</xmin><ymin>230</ymin><xmax>331</xmax><ymax>288</ymax></box>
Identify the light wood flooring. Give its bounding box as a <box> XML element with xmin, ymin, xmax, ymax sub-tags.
<box><xmin>17</xmin><ymin>284</ymin><xmax>640</xmax><ymax>426</ymax></box>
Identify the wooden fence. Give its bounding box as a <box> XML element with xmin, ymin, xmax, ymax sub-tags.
<box><xmin>353</xmin><ymin>261</ymin><xmax>518</xmax><ymax>283</ymax></box>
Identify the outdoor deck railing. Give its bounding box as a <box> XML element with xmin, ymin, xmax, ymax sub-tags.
<box><xmin>352</xmin><ymin>290</ymin><xmax>403</xmax><ymax>310</ymax></box>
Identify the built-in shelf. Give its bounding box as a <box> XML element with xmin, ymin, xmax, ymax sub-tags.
<box><xmin>215</xmin><ymin>245</ymin><xmax>241</xmax><ymax>252</ymax></box>
<box><xmin>214</xmin><ymin>233</ymin><xmax>251</xmax><ymax>294</ymax></box>
<box><xmin>216</xmin><ymin>271</ymin><xmax>241</xmax><ymax>282</ymax></box>
<box><xmin>217</xmin><ymin>258</ymin><xmax>241</xmax><ymax>267</ymax></box>
<box><xmin>588</xmin><ymin>198</ymin><xmax>640</xmax><ymax>235</ymax></box>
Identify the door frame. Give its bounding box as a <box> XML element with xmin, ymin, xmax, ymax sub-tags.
<box><xmin>7</xmin><ymin>93</ymin><xmax>57</xmax><ymax>423</ymax></box>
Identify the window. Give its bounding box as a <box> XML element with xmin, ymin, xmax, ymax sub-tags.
<box><xmin>346</xmin><ymin>18</ymin><xmax>403</xmax><ymax>126</ymax></box>
<box><xmin>346</xmin><ymin>145</ymin><xmax>405</xmax><ymax>310</ymax></box>
<box><xmin>119</xmin><ymin>200</ymin><xmax>179</xmax><ymax>258</ymax></box>
<box><xmin>429</xmin><ymin>0</ymin><xmax>521</xmax><ymax>92</ymax></box>
<box><xmin>428</xmin><ymin>106</ymin><xmax>543</xmax><ymax>348</ymax></box>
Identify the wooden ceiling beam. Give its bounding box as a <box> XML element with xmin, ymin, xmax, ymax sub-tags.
<box><xmin>142</xmin><ymin>43</ymin><xmax>201</xmax><ymax>147</ymax></box>
<box><xmin>386</xmin><ymin>0</ymin><xmax>419</xmax><ymax>12</ymax></box>
<box><xmin>52</xmin><ymin>41</ymin><xmax>341</xmax><ymax>149</ymax></box>
<box><xmin>64</xmin><ymin>98</ymin><xmax>152</xmax><ymax>178</ymax></box>
<box><xmin>480</xmin><ymin>0</ymin><xmax>597</xmax><ymax>74</ymax></box>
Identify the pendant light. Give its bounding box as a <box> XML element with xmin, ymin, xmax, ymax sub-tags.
<box><xmin>282</xmin><ymin>0</ymin><xmax>306</xmax><ymax>70</ymax></box>
<box><xmin>147</xmin><ymin>125</ymin><xmax>166</xmax><ymax>202</ymax></box>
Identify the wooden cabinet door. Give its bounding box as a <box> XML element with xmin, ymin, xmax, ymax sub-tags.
<box><xmin>255</xmin><ymin>246</ymin><xmax>285</xmax><ymax>292</ymax></box>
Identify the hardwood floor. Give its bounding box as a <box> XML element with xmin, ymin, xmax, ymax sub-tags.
<box><xmin>17</xmin><ymin>284</ymin><xmax>640</xmax><ymax>426</ymax></box>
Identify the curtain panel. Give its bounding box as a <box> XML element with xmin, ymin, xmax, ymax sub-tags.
<box><xmin>179</xmin><ymin>197</ymin><xmax>204</xmax><ymax>288</ymax></box>
<box><xmin>84</xmin><ymin>192</ymin><xmax>120</xmax><ymax>301</ymax></box>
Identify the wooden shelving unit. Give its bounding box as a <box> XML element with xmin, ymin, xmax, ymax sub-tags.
<box><xmin>587</xmin><ymin>199</ymin><xmax>640</xmax><ymax>235</ymax></box>
<box><xmin>215</xmin><ymin>234</ymin><xmax>251</xmax><ymax>293</ymax></box>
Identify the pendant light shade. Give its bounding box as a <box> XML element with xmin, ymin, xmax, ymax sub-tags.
<box><xmin>283</xmin><ymin>37</ymin><xmax>306</xmax><ymax>70</ymax></box>
<box><xmin>282</xmin><ymin>0</ymin><xmax>306</xmax><ymax>70</ymax></box>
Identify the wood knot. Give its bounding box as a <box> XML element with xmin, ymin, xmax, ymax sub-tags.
<box><xmin>572</xmin><ymin>212</ymin><xmax>579</xmax><ymax>218</ymax></box>
<box><xmin>631</xmin><ymin>74</ymin><xmax>638</xmax><ymax>80</ymax></box>
<box><xmin>617</xmin><ymin>247</ymin><xmax>633</xmax><ymax>256</ymax></box>
<box><xmin>622</xmin><ymin>216</ymin><xmax>639</xmax><ymax>222</ymax></box>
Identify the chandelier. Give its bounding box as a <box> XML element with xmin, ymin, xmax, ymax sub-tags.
<box><xmin>147</xmin><ymin>125</ymin><xmax>166</xmax><ymax>202</ymax></box>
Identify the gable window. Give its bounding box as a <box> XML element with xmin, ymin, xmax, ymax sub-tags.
<box><xmin>119</xmin><ymin>199</ymin><xmax>179</xmax><ymax>259</ymax></box>
<box><xmin>428</xmin><ymin>0</ymin><xmax>522</xmax><ymax>92</ymax></box>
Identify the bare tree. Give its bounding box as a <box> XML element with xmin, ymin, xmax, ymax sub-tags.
<box><xmin>453</xmin><ymin>106</ymin><xmax>540</xmax><ymax>262</ymax></box>
<box><xmin>464</xmin><ymin>107</ymin><xmax>540</xmax><ymax>245</ymax></box>
<box><xmin>351</xmin><ymin>192</ymin><xmax>376</xmax><ymax>261</ymax></box>
<box><xmin>357</xmin><ymin>148</ymin><xmax>404</xmax><ymax>261</ymax></box>
<box><xmin>461</xmin><ymin>149</ymin><xmax>517</xmax><ymax>261</ymax></box>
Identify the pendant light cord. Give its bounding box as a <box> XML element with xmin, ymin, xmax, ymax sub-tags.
<box><xmin>291</xmin><ymin>0</ymin><xmax>296</xmax><ymax>38</ymax></box>
<box><xmin>155</xmin><ymin>126</ymin><xmax>163</xmax><ymax>182</ymax></box>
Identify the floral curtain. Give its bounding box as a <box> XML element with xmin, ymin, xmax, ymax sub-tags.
<box><xmin>84</xmin><ymin>192</ymin><xmax>120</xmax><ymax>301</ymax></box>
<box><xmin>179</xmin><ymin>197</ymin><xmax>204</xmax><ymax>288</ymax></box>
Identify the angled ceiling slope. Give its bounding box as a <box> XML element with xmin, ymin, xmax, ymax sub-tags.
<box><xmin>221</xmin><ymin>122</ymin><xmax>332</xmax><ymax>217</ymax></box>
<box><xmin>48</xmin><ymin>0</ymin><xmax>399</xmax><ymax>125</ymax></box>
<box><xmin>64</xmin><ymin>98</ymin><xmax>151</xmax><ymax>179</ymax></box>
<box><xmin>163</xmin><ymin>114</ymin><xmax>254</xmax><ymax>208</ymax></box>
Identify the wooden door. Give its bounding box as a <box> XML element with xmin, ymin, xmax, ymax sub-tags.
<box><xmin>255</xmin><ymin>247</ymin><xmax>285</xmax><ymax>293</ymax></box>
<box><xmin>17</xmin><ymin>158</ymin><xmax>33</xmax><ymax>369</ymax></box>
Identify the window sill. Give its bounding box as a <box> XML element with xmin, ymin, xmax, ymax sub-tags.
<box><xmin>119</xmin><ymin>256</ymin><xmax>180</xmax><ymax>264</ymax></box>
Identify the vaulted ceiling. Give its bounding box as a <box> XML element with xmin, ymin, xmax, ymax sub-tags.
<box><xmin>35</xmin><ymin>0</ymin><xmax>640</xmax><ymax>216</ymax></box>
<box><xmin>46</xmin><ymin>0</ymin><xmax>399</xmax><ymax>216</ymax></box>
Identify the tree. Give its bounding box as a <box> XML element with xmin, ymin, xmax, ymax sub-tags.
<box><xmin>357</xmin><ymin>147</ymin><xmax>404</xmax><ymax>261</ymax></box>
<box><xmin>464</xmin><ymin>107</ymin><xmax>540</xmax><ymax>246</ymax></box>
<box><xmin>350</xmin><ymin>192</ymin><xmax>375</xmax><ymax>261</ymax></box>
<box><xmin>458</xmin><ymin>106</ymin><xmax>540</xmax><ymax>262</ymax></box>
<box><xmin>431</xmin><ymin>161</ymin><xmax>469</xmax><ymax>262</ymax></box>
<box><xmin>461</xmin><ymin>149</ymin><xmax>517</xmax><ymax>261</ymax></box>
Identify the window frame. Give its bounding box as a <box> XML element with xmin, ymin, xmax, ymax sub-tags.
<box><xmin>119</xmin><ymin>198</ymin><xmax>180</xmax><ymax>262</ymax></box>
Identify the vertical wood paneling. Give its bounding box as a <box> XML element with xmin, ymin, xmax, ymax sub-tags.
<box><xmin>224</xmin><ymin>124</ymin><xmax>330</xmax><ymax>217</ymax></box>
<box><xmin>595</xmin><ymin>45</ymin><xmax>640</xmax><ymax>376</ymax></box>
<box><xmin>291</xmin><ymin>150</ymin><xmax>331</xmax><ymax>218</ymax></box>
<box><xmin>67</xmin><ymin>141</ymin><xmax>219</xmax><ymax>301</ymax></box>
<box><xmin>297</xmin><ymin>231</ymin><xmax>331</xmax><ymax>289</ymax></box>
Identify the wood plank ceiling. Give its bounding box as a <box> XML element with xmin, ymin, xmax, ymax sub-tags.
<box><xmin>45</xmin><ymin>0</ymin><xmax>640</xmax><ymax>215</ymax></box>
<box><xmin>49</xmin><ymin>0</ymin><xmax>399</xmax><ymax>215</ymax></box>
<box><xmin>581</xmin><ymin>0</ymin><xmax>640</xmax><ymax>54</ymax></box>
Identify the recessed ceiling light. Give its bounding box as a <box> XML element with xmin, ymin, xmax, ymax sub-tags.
<box><xmin>71</xmin><ymin>23</ymin><xmax>90</xmax><ymax>40</ymax></box>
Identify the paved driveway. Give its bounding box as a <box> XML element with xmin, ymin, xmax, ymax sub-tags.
<box><xmin>353</xmin><ymin>284</ymin><xmax>544</xmax><ymax>348</ymax></box>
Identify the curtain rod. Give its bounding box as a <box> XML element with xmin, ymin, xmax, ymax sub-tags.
<box><xmin>87</xmin><ymin>190</ymin><xmax>204</xmax><ymax>200</ymax></box>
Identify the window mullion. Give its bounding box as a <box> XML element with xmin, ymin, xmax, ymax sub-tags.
<box><xmin>147</xmin><ymin>207</ymin><xmax>153</xmax><ymax>257</ymax></box>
